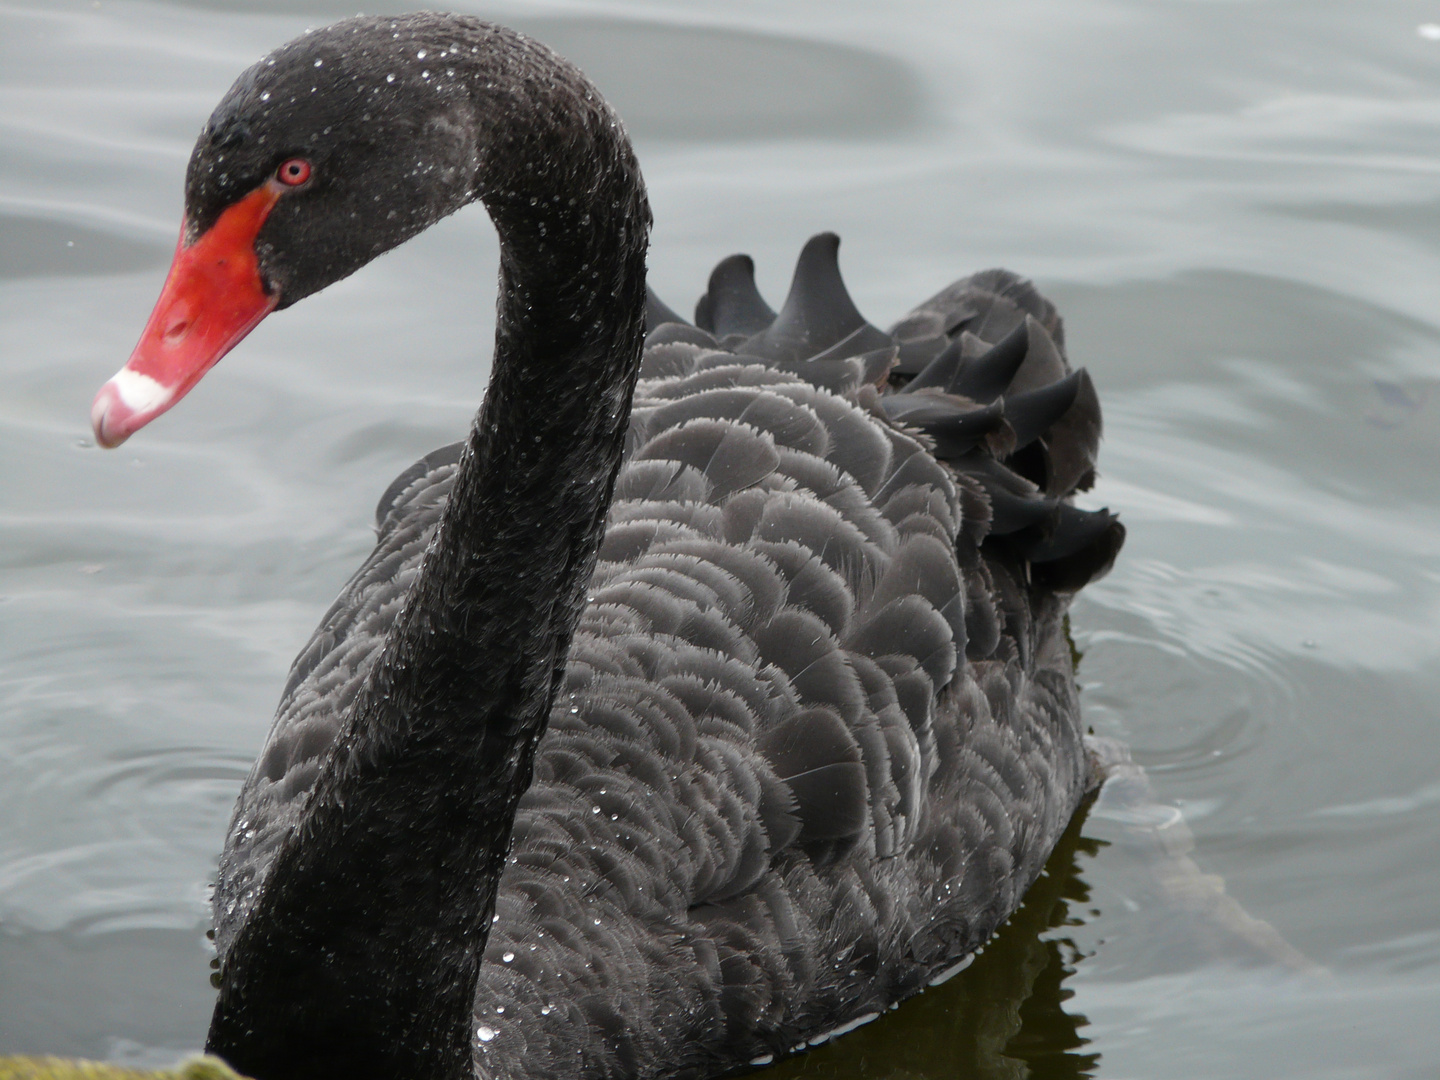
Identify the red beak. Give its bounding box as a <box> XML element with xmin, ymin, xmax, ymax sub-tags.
<box><xmin>92</xmin><ymin>181</ymin><xmax>284</xmax><ymax>448</ymax></box>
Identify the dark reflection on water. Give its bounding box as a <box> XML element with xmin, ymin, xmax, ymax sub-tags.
<box><xmin>762</xmin><ymin>808</ymin><xmax>1102</xmax><ymax>1080</ymax></box>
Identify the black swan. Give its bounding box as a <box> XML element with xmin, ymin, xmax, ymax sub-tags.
<box><xmin>89</xmin><ymin>13</ymin><xmax>1124</xmax><ymax>1080</ymax></box>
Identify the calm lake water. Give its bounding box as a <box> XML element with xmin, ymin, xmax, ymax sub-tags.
<box><xmin>4</xmin><ymin>0</ymin><xmax>1440</xmax><ymax>1075</ymax></box>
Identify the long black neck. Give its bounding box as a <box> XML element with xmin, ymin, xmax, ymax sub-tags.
<box><xmin>206</xmin><ymin>22</ymin><xmax>651</xmax><ymax>1080</ymax></box>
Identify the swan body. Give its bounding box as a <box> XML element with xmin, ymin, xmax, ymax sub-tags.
<box><xmin>91</xmin><ymin>13</ymin><xmax>1122</xmax><ymax>1080</ymax></box>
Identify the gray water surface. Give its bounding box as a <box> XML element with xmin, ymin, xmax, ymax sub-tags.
<box><xmin>3</xmin><ymin>0</ymin><xmax>1440</xmax><ymax>1076</ymax></box>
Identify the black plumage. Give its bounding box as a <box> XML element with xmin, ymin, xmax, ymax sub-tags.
<box><xmin>694</xmin><ymin>255</ymin><xmax>776</xmax><ymax>339</ymax></box>
<box><xmin>103</xmin><ymin>12</ymin><xmax>1130</xmax><ymax>1080</ymax></box>
<box><xmin>218</xmin><ymin>233</ymin><xmax>1124</xmax><ymax>1077</ymax></box>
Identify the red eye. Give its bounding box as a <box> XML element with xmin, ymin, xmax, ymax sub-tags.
<box><xmin>276</xmin><ymin>158</ymin><xmax>312</xmax><ymax>186</ymax></box>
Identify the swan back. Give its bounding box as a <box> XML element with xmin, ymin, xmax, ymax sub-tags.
<box><xmin>214</xmin><ymin>242</ymin><xmax>1118</xmax><ymax>1076</ymax></box>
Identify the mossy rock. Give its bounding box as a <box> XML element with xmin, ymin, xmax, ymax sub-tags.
<box><xmin>0</xmin><ymin>1057</ymin><xmax>247</xmax><ymax>1080</ymax></box>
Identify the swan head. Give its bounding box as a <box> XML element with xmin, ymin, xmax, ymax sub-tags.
<box><xmin>92</xmin><ymin>15</ymin><xmax>485</xmax><ymax>448</ymax></box>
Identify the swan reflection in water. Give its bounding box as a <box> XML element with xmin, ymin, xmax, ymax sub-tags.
<box><xmin>764</xmin><ymin>803</ymin><xmax>1102</xmax><ymax>1080</ymax></box>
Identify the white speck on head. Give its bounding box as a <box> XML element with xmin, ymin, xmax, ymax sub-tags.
<box><xmin>502</xmin><ymin>951</ymin><xmax>515</xmax><ymax>963</ymax></box>
<box><xmin>477</xmin><ymin>1026</ymin><xmax>497</xmax><ymax>1043</ymax></box>
<box><xmin>314</xmin><ymin>58</ymin><xmax>323</xmax><ymax>66</ymax></box>
<box><xmin>927</xmin><ymin>954</ymin><xmax>974</xmax><ymax>986</ymax></box>
<box><xmin>417</xmin><ymin>48</ymin><xmax>427</xmax><ymax>58</ymax></box>
<box><xmin>386</xmin><ymin>73</ymin><xmax>395</xmax><ymax>82</ymax></box>
<box><xmin>109</xmin><ymin>368</ymin><xmax>172</xmax><ymax>413</ymax></box>
<box><xmin>1420</xmin><ymin>23</ymin><xmax>1440</xmax><ymax>39</ymax></box>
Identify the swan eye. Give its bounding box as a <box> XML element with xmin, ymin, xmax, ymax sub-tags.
<box><xmin>276</xmin><ymin>158</ymin><xmax>312</xmax><ymax>187</ymax></box>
